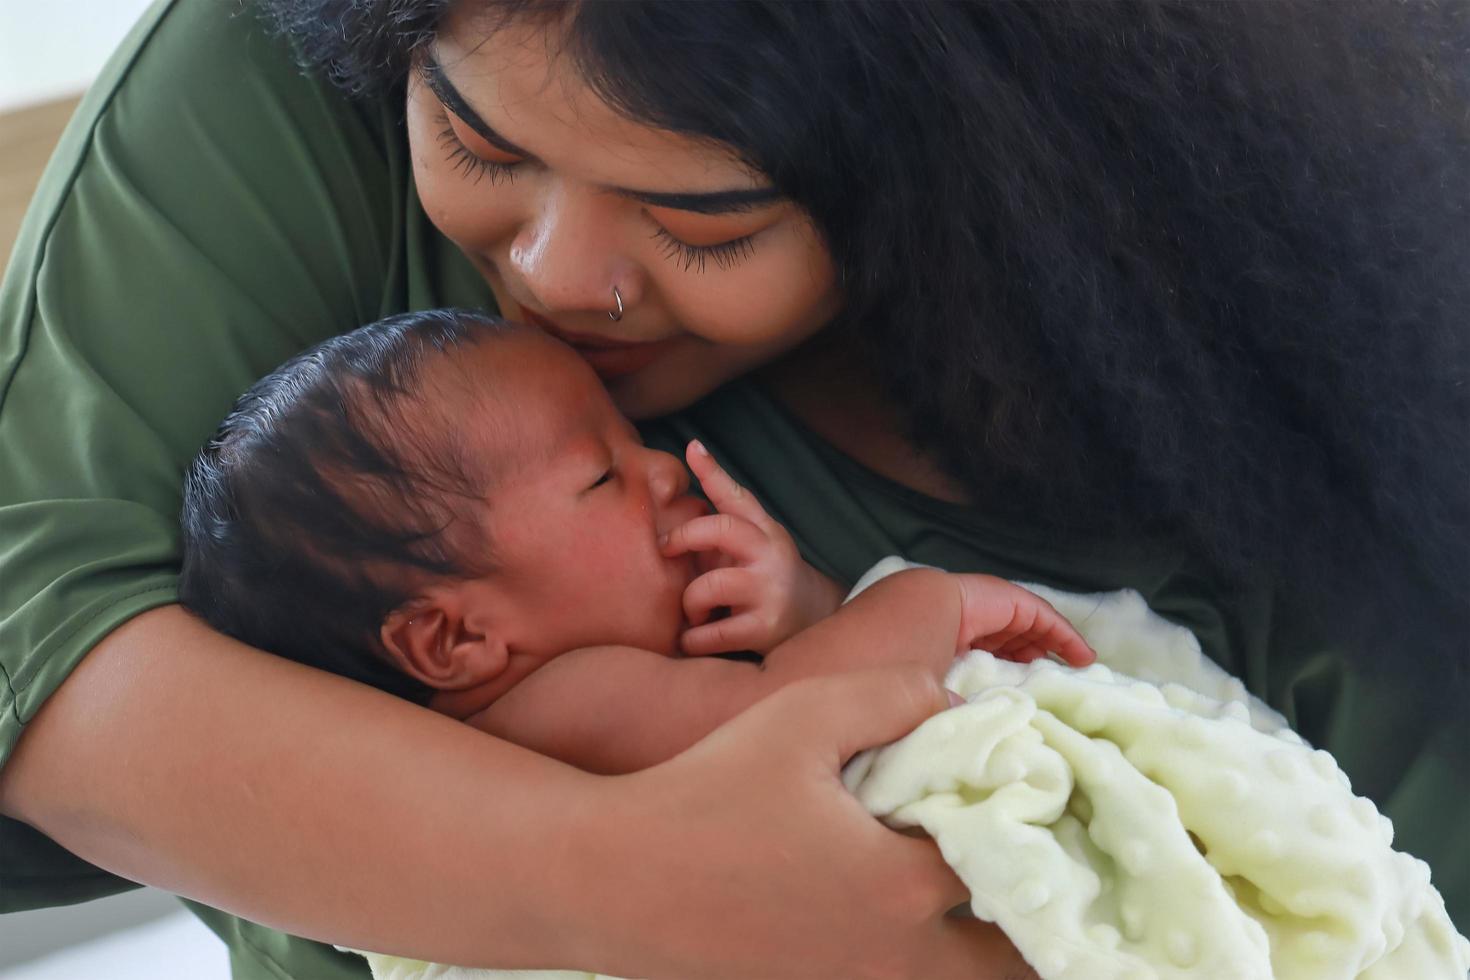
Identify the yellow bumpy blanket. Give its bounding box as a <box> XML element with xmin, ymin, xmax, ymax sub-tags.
<box><xmin>352</xmin><ymin>568</ymin><xmax>1470</xmax><ymax>980</ymax></box>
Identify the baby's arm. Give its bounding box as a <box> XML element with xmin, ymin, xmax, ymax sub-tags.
<box><xmin>760</xmin><ymin>566</ymin><xmax>1093</xmax><ymax>682</ymax></box>
<box><xmin>469</xmin><ymin>568</ymin><xmax>1090</xmax><ymax>774</ymax></box>
<box><xmin>467</xmin><ymin>644</ymin><xmax>767</xmax><ymax>775</ymax></box>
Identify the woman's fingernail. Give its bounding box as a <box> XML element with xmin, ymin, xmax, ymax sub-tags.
<box><xmin>946</xmin><ymin>689</ymin><xmax>965</xmax><ymax>708</ymax></box>
<box><xmin>658</xmin><ymin>533</ymin><xmax>669</xmax><ymax>548</ymax></box>
<box><xmin>690</xmin><ymin>439</ymin><xmax>708</xmax><ymax>456</ymax></box>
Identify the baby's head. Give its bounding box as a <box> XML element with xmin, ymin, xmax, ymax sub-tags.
<box><xmin>180</xmin><ymin>309</ymin><xmax>708</xmax><ymax>703</ymax></box>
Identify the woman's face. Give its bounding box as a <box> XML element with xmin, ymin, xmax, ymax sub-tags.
<box><xmin>406</xmin><ymin>8</ymin><xmax>843</xmax><ymax>418</ymax></box>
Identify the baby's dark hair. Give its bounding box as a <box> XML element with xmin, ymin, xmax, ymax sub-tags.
<box><xmin>180</xmin><ymin>309</ymin><xmax>520</xmax><ymax>700</ymax></box>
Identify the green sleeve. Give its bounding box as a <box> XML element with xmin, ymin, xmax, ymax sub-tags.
<box><xmin>0</xmin><ymin>0</ymin><xmax>485</xmax><ymax>974</ymax></box>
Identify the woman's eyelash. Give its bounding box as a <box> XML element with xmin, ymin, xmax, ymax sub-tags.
<box><xmin>590</xmin><ymin>469</ymin><xmax>613</xmax><ymax>489</ymax></box>
<box><xmin>649</xmin><ymin>226</ymin><xmax>756</xmax><ymax>274</ymax></box>
<box><xmin>434</xmin><ymin>108</ymin><xmax>518</xmax><ymax>186</ymax></box>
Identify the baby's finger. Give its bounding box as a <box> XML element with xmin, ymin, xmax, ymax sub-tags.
<box><xmin>990</xmin><ymin>644</ymin><xmax>1046</xmax><ymax>664</ymax></box>
<box><xmin>686</xmin><ymin>440</ymin><xmax>775</xmax><ymax>527</ymax></box>
<box><xmin>1035</xmin><ymin>620</ymin><xmax>1096</xmax><ymax>667</ymax></box>
<box><xmin>681</xmin><ymin>612</ymin><xmax>766</xmax><ymax>656</ymax></box>
<box><xmin>682</xmin><ymin>567</ymin><xmax>760</xmax><ymax>628</ymax></box>
<box><xmin>995</xmin><ymin>622</ymin><xmax>1094</xmax><ymax>667</ymax></box>
<box><xmin>661</xmin><ymin>512</ymin><xmax>768</xmax><ymax>564</ymax></box>
<box><xmin>994</xmin><ymin>589</ymin><xmax>1095</xmax><ymax>667</ymax></box>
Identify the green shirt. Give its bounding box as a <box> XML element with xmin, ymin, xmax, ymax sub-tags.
<box><xmin>0</xmin><ymin>1</ymin><xmax>1462</xmax><ymax>976</ymax></box>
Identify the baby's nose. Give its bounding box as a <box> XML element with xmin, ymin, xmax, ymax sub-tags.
<box><xmin>646</xmin><ymin>449</ymin><xmax>690</xmax><ymax>504</ymax></box>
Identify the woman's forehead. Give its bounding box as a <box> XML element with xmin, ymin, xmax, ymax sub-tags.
<box><xmin>429</xmin><ymin>7</ymin><xmax>760</xmax><ymax>194</ymax></box>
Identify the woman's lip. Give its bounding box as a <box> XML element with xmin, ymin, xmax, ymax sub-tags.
<box><xmin>574</xmin><ymin>342</ymin><xmax>678</xmax><ymax>379</ymax></box>
<box><xmin>517</xmin><ymin>305</ymin><xmax>678</xmax><ymax>378</ymax></box>
<box><xmin>519</xmin><ymin>307</ymin><xmax>640</xmax><ymax>349</ymax></box>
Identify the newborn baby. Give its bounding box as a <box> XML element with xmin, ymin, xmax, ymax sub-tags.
<box><xmin>180</xmin><ymin>308</ymin><xmax>1093</xmax><ymax>776</ymax></box>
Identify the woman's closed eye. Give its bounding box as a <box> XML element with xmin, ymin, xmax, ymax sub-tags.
<box><xmin>644</xmin><ymin>203</ymin><xmax>768</xmax><ymax>274</ymax></box>
<box><xmin>587</xmin><ymin>469</ymin><xmax>614</xmax><ymax>491</ymax></box>
<box><xmin>434</xmin><ymin>102</ymin><xmax>762</xmax><ymax>274</ymax></box>
<box><xmin>435</xmin><ymin>107</ymin><xmax>523</xmax><ymax>185</ymax></box>
<box><xmin>649</xmin><ymin>225</ymin><xmax>756</xmax><ymax>274</ymax></box>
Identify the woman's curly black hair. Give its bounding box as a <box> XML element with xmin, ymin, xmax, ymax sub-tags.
<box><xmin>252</xmin><ymin>1</ymin><xmax>1469</xmax><ymax>697</ymax></box>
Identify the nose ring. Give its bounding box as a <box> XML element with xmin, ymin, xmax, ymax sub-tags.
<box><xmin>608</xmin><ymin>285</ymin><xmax>624</xmax><ymax>322</ymax></box>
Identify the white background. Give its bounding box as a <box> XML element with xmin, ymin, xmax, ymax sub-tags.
<box><xmin>0</xmin><ymin>0</ymin><xmax>159</xmax><ymax>112</ymax></box>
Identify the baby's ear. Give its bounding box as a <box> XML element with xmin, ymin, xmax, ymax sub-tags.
<box><xmin>380</xmin><ymin>601</ymin><xmax>510</xmax><ymax>691</ymax></box>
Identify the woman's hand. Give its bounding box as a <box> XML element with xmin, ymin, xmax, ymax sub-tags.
<box><xmin>572</xmin><ymin>666</ymin><xmax>1039</xmax><ymax>980</ymax></box>
<box><xmin>0</xmin><ymin>609</ymin><xmax>1036</xmax><ymax>979</ymax></box>
<box><xmin>662</xmin><ymin>440</ymin><xmax>845</xmax><ymax>654</ymax></box>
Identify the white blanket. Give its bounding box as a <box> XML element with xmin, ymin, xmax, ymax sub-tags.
<box><xmin>350</xmin><ymin>560</ymin><xmax>1470</xmax><ymax>980</ymax></box>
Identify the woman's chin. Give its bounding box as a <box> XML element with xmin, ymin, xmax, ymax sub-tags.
<box><xmin>602</xmin><ymin>371</ymin><xmax>687</xmax><ymax>420</ymax></box>
<box><xmin>600</xmin><ymin>346</ymin><xmax>743</xmax><ymax>419</ymax></box>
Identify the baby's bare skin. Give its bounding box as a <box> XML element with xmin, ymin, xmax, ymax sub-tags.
<box><xmin>466</xmin><ymin>567</ymin><xmax>955</xmax><ymax>772</ymax></box>
<box><xmin>460</xmin><ymin>445</ymin><xmax>1094</xmax><ymax>774</ymax></box>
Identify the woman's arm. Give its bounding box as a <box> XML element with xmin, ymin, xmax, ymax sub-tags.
<box><xmin>0</xmin><ymin>605</ymin><xmax>1035</xmax><ymax>979</ymax></box>
<box><xmin>0</xmin><ymin>607</ymin><xmax>589</xmax><ymax>962</ymax></box>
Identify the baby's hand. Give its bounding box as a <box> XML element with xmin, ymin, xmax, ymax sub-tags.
<box><xmin>953</xmin><ymin>574</ymin><xmax>1096</xmax><ymax>667</ymax></box>
<box><xmin>661</xmin><ymin>441</ymin><xmax>845</xmax><ymax>656</ymax></box>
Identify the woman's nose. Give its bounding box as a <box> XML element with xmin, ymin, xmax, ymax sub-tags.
<box><xmin>507</xmin><ymin>180</ymin><xmax>640</xmax><ymax>316</ymax></box>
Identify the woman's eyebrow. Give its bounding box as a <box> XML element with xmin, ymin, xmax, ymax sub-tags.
<box><xmin>621</xmin><ymin>187</ymin><xmax>784</xmax><ymax>215</ymax></box>
<box><xmin>421</xmin><ymin>55</ymin><xmax>535</xmax><ymax>159</ymax></box>
<box><xmin>421</xmin><ymin>54</ymin><xmax>784</xmax><ymax>216</ymax></box>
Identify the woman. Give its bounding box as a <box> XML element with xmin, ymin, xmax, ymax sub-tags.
<box><xmin>0</xmin><ymin>2</ymin><xmax>1464</xmax><ymax>978</ymax></box>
